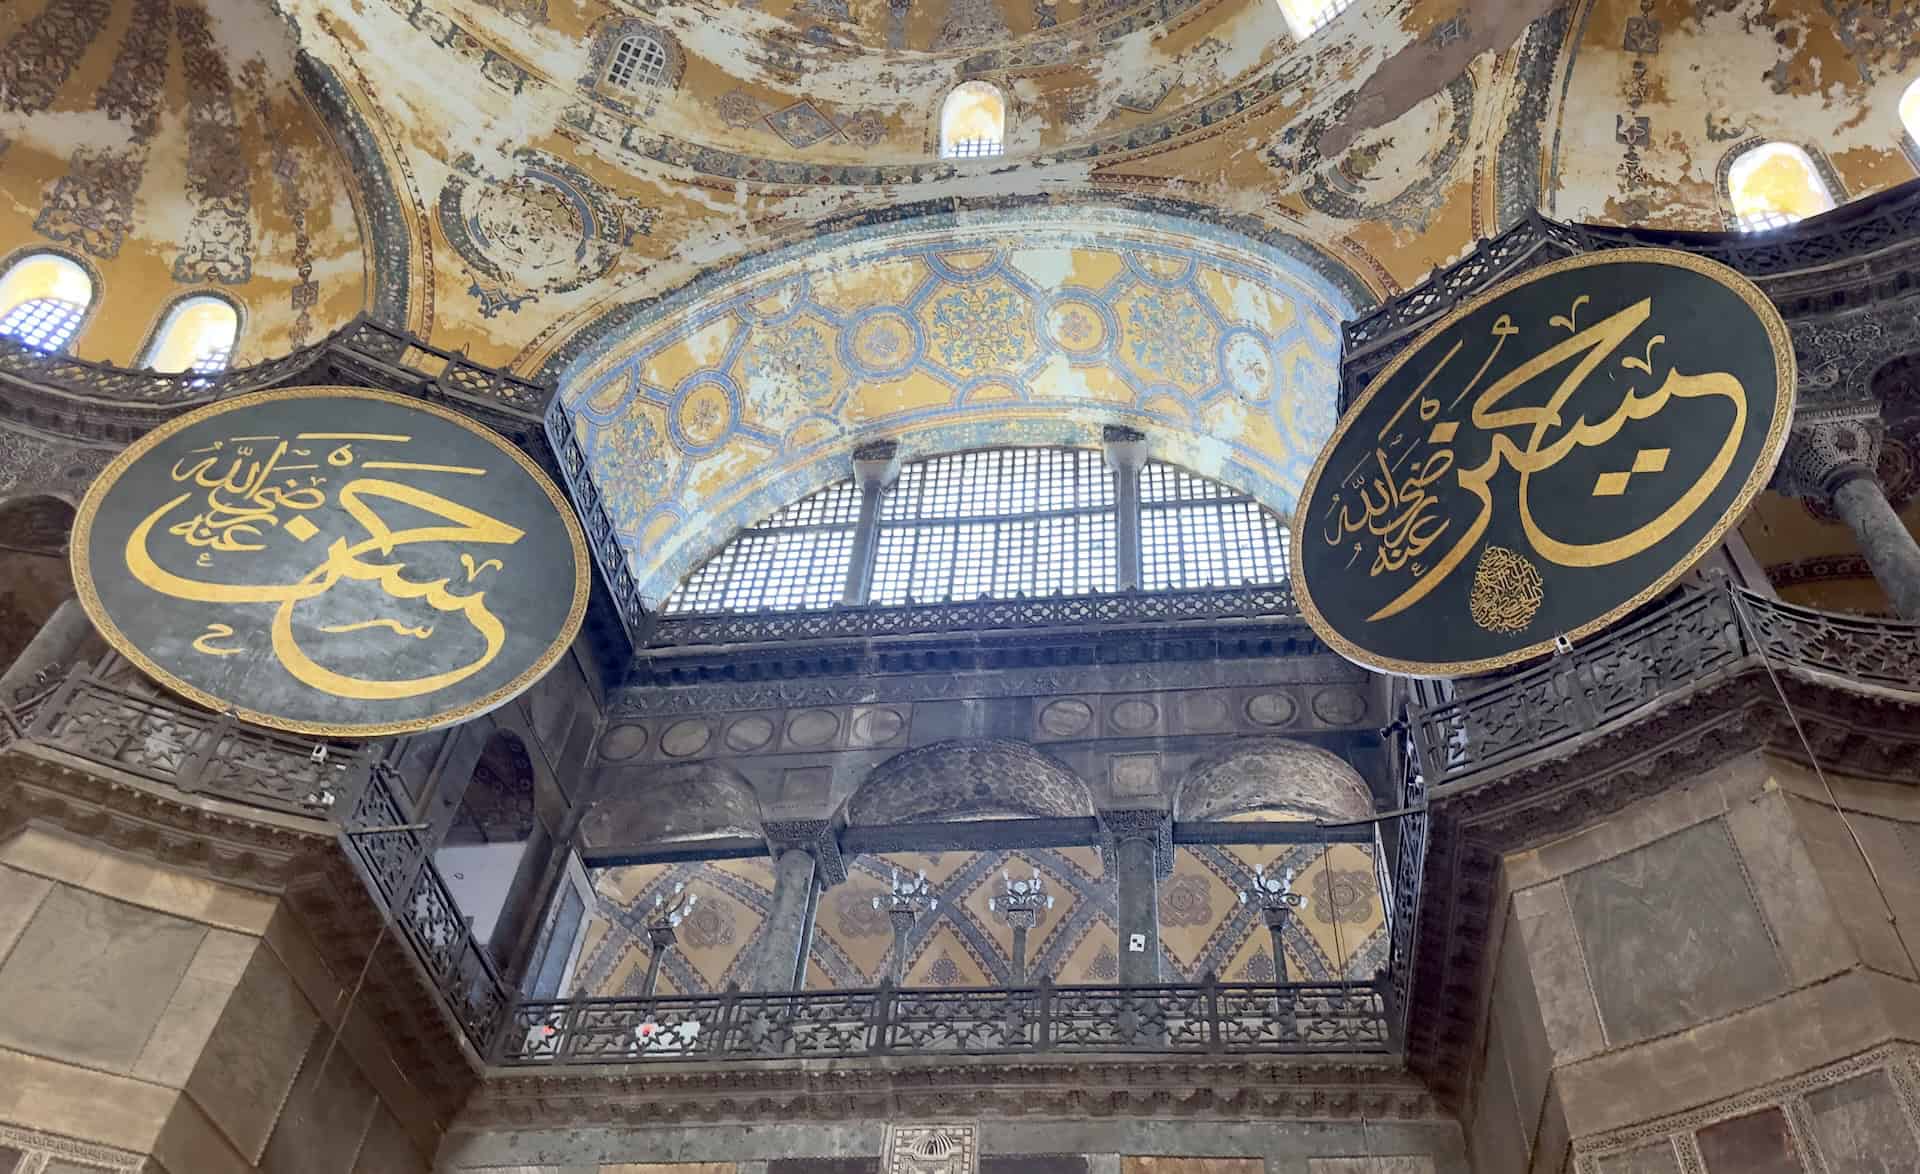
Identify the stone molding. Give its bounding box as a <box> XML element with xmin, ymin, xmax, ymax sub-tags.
<box><xmin>459</xmin><ymin>1055</ymin><xmax>1442</xmax><ymax>1128</ymax></box>
<box><xmin>1098</xmin><ymin>806</ymin><xmax>1174</xmax><ymax>878</ymax></box>
<box><xmin>763</xmin><ymin>816</ymin><xmax>848</xmax><ymax>887</ymax></box>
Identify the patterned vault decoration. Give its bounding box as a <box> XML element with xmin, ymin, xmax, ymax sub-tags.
<box><xmin>556</xmin><ymin>207</ymin><xmax>1351</xmax><ymax>602</ymax></box>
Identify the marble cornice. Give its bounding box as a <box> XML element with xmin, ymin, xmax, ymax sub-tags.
<box><xmin>459</xmin><ymin>1053</ymin><xmax>1441</xmax><ymax>1128</ymax></box>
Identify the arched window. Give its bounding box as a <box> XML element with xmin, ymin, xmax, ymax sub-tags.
<box><xmin>142</xmin><ymin>295</ymin><xmax>239</xmax><ymax>374</ymax></box>
<box><xmin>0</xmin><ymin>253</ymin><xmax>92</xmax><ymax>354</ymax></box>
<box><xmin>940</xmin><ymin>81</ymin><xmax>1006</xmax><ymax>159</ymax></box>
<box><xmin>1727</xmin><ymin>141</ymin><xmax>1836</xmax><ymax>231</ymax></box>
<box><xmin>1901</xmin><ymin>77</ymin><xmax>1920</xmax><ymax>158</ymax></box>
<box><xmin>1275</xmin><ymin>0</ymin><xmax>1354</xmax><ymax>40</ymax></box>
<box><xmin>663</xmin><ymin>446</ymin><xmax>1294</xmax><ymax>614</ymax></box>
<box><xmin>606</xmin><ymin>32</ymin><xmax>669</xmax><ymax>91</ymax></box>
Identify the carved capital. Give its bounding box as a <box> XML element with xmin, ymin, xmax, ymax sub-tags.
<box><xmin>851</xmin><ymin>439</ymin><xmax>901</xmax><ymax>490</ymax></box>
<box><xmin>1097</xmin><ymin>807</ymin><xmax>1173</xmax><ymax>879</ymax></box>
<box><xmin>762</xmin><ymin>817</ymin><xmax>847</xmax><ymax>887</ymax></box>
<box><xmin>1778</xmin><ymin>408</ymin><xmax>1885</xmax><ymax>501</ymax></box>
<box><xmin>1101</xmin><ymin>424</ymin><xmax>1148</xmax><ymax>474</ymax></box>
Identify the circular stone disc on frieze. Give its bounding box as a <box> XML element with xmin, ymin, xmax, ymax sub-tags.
<box><xmin>71</xmin><ymin>387</ymin><xmax>591</xmax><ymax>737</ymax></box>
<box><xmin>1292</xmin><ymin>249</ymin><xmax>1795</xmax><ymax>677</ymax></box>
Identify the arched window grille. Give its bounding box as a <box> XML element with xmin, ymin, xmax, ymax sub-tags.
<box><xmin>940</xmin><ymin>81</ymin><xmax>1006</xmax><ymax>159</ymax></box>
<box><xmin>1727</xmin><ymin>141</ymin><xmax>1836</xmax><ymax>231</ymax></box>
<box><xmin>1140</xmin><ymin>461</ymin><xmax>1291</xmax><ymax>590</ymax></box>
<box><xmin>606</xmin><ymin>32</ymin><xmax>669</xmax><ymax>90</ymax></box>
<box><xmin>662</xmin><ymin>445</ymin><xmax>1294</xmax><ymax>615</ymax></box>
<box><xmin>0</xmin><ymin>252</ymin><xmax>92</xmax><ymax>354</ymax></box>
<box><xmin>142</xmin><ymin>294</ymin><xmax>239</xmax><ymax>374</ymax></box>
<box><xmin>1275</xmin><ymin>0</ymin><xmax>1354</xmax><ymax>40</ymax></box>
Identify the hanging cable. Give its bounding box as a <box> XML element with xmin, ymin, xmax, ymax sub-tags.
<box><xmin>1729</xmin><ymin>587</ymin><xmax>1918</xmax><ymax>978</ymax></box>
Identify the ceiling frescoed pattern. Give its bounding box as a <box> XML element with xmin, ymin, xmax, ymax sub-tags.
<box><xmin>558</xmin><ymin>208</ymin><xmax>1350</xmax><ymax>601</ymax></box>
<box><xmin>571</xmin><ymin>843</ymin><xmax>1382</xmax><ymax>998</ymax></box>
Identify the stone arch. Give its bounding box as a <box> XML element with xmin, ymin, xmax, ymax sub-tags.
<box><xmin>581</xmin><ymin>761</ymin><xmax>765</xmax><ymax>850</ymax></box>
<box><xmin>844</xmin><ymin>739</ymin><xmax>1094</xmax><ymax>825</ymax></box>
<box><xmin>1173</xmin><ymin>737</ymin><xmax>1372</xmax><ymax>823</ymax></box>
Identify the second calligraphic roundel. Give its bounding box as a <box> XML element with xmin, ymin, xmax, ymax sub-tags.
<box><xmin>1291</xmin><ymin>248</ymin><xmax>1795</xmax><ymax>677</ymax></box>
<box><xmin>71</xmin><ymin>387</ymin><xmax>592</xmax><ymax>736</ymax></box>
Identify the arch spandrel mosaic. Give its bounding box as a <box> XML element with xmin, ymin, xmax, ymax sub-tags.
<box><xmin>558</xmin><ymin>209</ymin><xmax>1350</xmax><ymax>601</ymax></box>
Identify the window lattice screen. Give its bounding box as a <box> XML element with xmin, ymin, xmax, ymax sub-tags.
<box><xmin>0</xmin><ymin>298</ymin><xmax>85</xmax><ymax>353</ymax></box>
<box><xmin>1140</xmin><ymin>461</ymin><xmax>1291</xmax><ymax>590</ymax></box>
<box><xmin>871</xmin><ymin>448</ymin><xmax>1116</xmax><ymax>604</ymax></box>
<box><xmin>662</xmin><ymin>480</ymin><xmax>860</xmax><ymax>613</ymax></box>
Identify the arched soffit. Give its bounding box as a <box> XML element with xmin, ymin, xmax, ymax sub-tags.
<box><xmin>1544</xmin><ymin>0</ymin><xmax>1914</xmax><ymax>230</ymax></box>
<box><xmin>844</xmin><ymin>739</ymin><xmax>1095</xmax><ymax>826</ymax></box>
<box><xmin>581</xmin><ymin>761</ymin><xmax>765</xmax><ymax>849</ymax></box>
<box><xmin>450</xmin><ymin>730</ymin><xmax>538</xmax><ymax>844</ymax></box>
<box><xmin>552</xmin><ymin>206</ymin><xmax>1355</xmax><ymax>603</ymax></box>
<box><xmin>0</xmin><ymin>0</ymin><xmax>388</xmax><ymax>364</ymax></box>
<box><xmin>1174</xmin><ymin>738</ymin><xmax>1373</xmax><ymax>823</ymax></box>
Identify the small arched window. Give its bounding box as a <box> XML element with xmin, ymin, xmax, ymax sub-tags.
<box><xmin>606</xmin><ymin>32</ymin><xmax>669</xmax><ymax>91</ymax></box>
<box><xmin>1727</xmin><ymin>141</ymin><xmax>1836</xmax><ymax>231</ymax></box>
<box><xmin>1276</xmin><ymin>0</ymin><xmax>1355</xmax><ymax>40</ymax></box>
<box><xmin>0</xmin><ymin>252</ymin><xmax>92</xmax><ymax>354</ymax></box>
<box><xmin>142</xmin><ymin>295</ymin><xmax>239</xmax><ymax>374</ymax></box>
<box><xmin>1901</xmin><ymin>77</ymin><xmax>1920</xmax><ymax>158</ymax></box>
<box><xmin>940</xmin><ymin>81</ymin><xmax>1006</xmax><ymax>159</ymax></box>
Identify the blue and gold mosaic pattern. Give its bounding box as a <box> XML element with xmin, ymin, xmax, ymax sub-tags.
<box><xmin>555</xmin><ymin>209</ymin><xmax>1351</xmax><ymax>603</ymax></box>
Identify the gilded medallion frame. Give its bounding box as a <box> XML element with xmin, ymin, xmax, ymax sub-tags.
<box><xmin>1290</xmin><ymin>247</ymin><xmax>1796</xmax><ymax>678</ymax></box>
<box><xmin>71</xmin><ymin>385</ymin><xmax>593</xmax><ymax>737</ymax></box>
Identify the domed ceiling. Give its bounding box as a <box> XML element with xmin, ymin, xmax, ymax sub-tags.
<box><xmin>0</xmin><ymin>0</ymin><xmax>369</xmax><ymax>364</ymax></box>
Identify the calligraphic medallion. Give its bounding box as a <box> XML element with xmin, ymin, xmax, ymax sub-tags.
<box><xmin>72</xmin><ymin>387</ymin><xmax>591</xmax><ymax>736</ymax></box>
<box><xmin>1292</xmin><ymin>249</ymin><xmax>1794</xmax><ymax>676</ymax></box>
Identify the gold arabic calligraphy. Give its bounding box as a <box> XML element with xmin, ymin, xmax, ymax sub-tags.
<box><xmin>1322</xmin><ymin>295</ymin><xmax>1749</xmax><ymax>624</ymax></box>
<box><xmin>126</xmin><ymin>429</ymin><xmax>524</xmax><ymax>701</ymax></box>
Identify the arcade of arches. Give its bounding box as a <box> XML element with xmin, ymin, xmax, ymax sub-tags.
<box><xmin>0</xmin><ymin>1</ymin><xmax>1919</xmax><ymax>1173</ymax></box>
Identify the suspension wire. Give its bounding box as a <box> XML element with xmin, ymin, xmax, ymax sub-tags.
<box><xmin>1729</xmin><ymin>587</ymin><xmax>1919</xmax><ymax>977</ymax></box>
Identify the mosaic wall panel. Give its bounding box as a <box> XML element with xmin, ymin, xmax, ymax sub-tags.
<box><xmin>557</xmin><ymin>208</ymin><xmax>1350</xmax><ymax>603</ymax></box>
<box><xmin>571</xmin><ymin>839</ymin><xmax>1384</xmax><ymax>995</ymax></box>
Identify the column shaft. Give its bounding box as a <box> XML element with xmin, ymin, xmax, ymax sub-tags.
<box><xmin>1832</xmin><ymin>474</ymin><xmax>1920</xmax><ymax>619</ymax></box>
<box><xmin>1114</xmin><ymin>837</ymin><xmax>1161</xmax><ymax>984</ymax></box>
<box><xmin>749</xmin><ymin>848</ymin><xmax>818</xmax><ymax>991</ymax></box>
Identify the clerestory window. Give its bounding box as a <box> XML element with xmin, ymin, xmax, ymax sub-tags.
<box><xmin>662</xmin><ymin>445</ymin><xmax>1294</xmax><ymax>615</ymax></box>
<box><xmin>142</xmin><ymin>294</ymin><xmax>240</xmax><ymax>374</ymax></box>
<box><xmin>940</xmin><ymin>81</ymin><xmax>1006</xmax><ymax>159</ymax></box>
<box><xmin>607</xmin><ymin>32</ymin><xmax>669</xmax><ymax>91</ymax></box>
<box><xmin>1727</xmin><ymin>141</ymin><xmax>1836</xmax><ymax>231</ymax></box>
<box><xmin>1275</xmin><ymin>0</ymin><xmax>1354</xmax><ymax>41</ymax></box>
<box><xmin>0</xmin><ymin>252</ymin><xmax>92</xmax><ymax>354</ymax></box>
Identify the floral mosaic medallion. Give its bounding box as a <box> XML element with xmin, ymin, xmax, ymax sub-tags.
<box><xmin>673</xmin><ymin>381</ymin><xmax>736</xmax><ymax>450</ymax></box>
<box><xmin>1312</xmin><ymin>868</ymin><xmax>1376</xmax><ymax>925</ymax></box>
<box><xmin>742</xmin><ymin>320</ymin><xmax>837</xmax><ymax>426</ymax></box>
<box><xmin>600</xmin><ymin>412</ymin><xmax>676</xmax><ymax>504</ymax></box>
<box><xmin>1123</xmin><ymin>286</ymin><xmax>1217</xmax><ymax>389</ymax></box>
<box><xmin>847</xmin><ymin>309</ymin><xmax>919</xmax><ymax>376</ymax></box>
<box><xmin>929</xmin><ymin>281</ymin><xmax>1034</xmax><ymax>376</ymax></box>
<box><xmin>1045</xmin><ymin>298</ymin><xmax>1109</xmax><ymax>356</ymax></box>
<box><xmin>1222</xmin><ymin>330</ymin><xmax>1276</xmax><ymax>402</ymax></box>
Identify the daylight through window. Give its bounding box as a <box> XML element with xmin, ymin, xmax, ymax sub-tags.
<box><xmin>0</xmin><ymin>252</ymin><xmax>92</xmax><ymax>354</ymax></box>
<box><xmin>1727</xmin><ymin>141</ymin><xmax>1836</xmax><ymax>231</ymax></box>
<box><xmin>143</xmin><ymin>295</ymin><xmax>240</xmax><ymax>374</ymax></box>
<box><xmin>607</xmin><ymin>33</ymin><xmax>669</xmax><ymax>90</ymax></box>
<box><xmin>940</xmin><ymin>81</ymin><xmax>1006</xmax><ymax>159</ymax></box>
<box><xmin>1275</xmin><ymin>0</ymin><xmax>1354</xmax><ymax>40</ymax></box>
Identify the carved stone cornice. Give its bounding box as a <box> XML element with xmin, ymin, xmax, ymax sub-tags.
<box><xmin>458</xmin><ymin>1054</ymin><xmax>1440</xmax><ymax>1128</ymax></box>
<box><xmin>0</xmin><ymin>742</ymin><xmax>328</xmax><ymax>891</ymax></box>
<box><xmin>1776</xmin><ymin>407</ymin><xmax>1885</xmax><ymax>500</ymax></box>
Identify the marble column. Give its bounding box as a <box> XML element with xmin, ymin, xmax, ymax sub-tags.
<box><xmin>749</xmin><ymin>847</ymin><xmax>818</xmax><ymax>992</ymax></box>
<box><xmin>1101</xmin><ymin>808</ymin><xmax>1170</xmax><ymax>984</ymax></box>
<box><xmin>1782</xmin><ymin>413</ymin><xmax>1920</xmax><ymax>618</ymax></box>
<box><xmin>0</xmin><ymin>596</ymin><xmax>95</xmax><ymax>705</ymax></box>
<box><xmin>841</xmin><ymin>439</ymin><xmax>900</xmax><ymax>606</ymax></box>
<box><xmin>1102</xmin><ymin>425</ymin><xmax>1147</xmax><ymax>592</ymax></box>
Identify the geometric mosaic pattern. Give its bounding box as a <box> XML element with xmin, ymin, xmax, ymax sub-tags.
<box><xmin>571</xmin><ymin>843</ymin><xmax>1383</xmax><ymax>997</ymax></box>
<box><xmin>556</xmin><ymin>208</ymin><xmax>1351</xmax><ymax>604</ymax></box>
